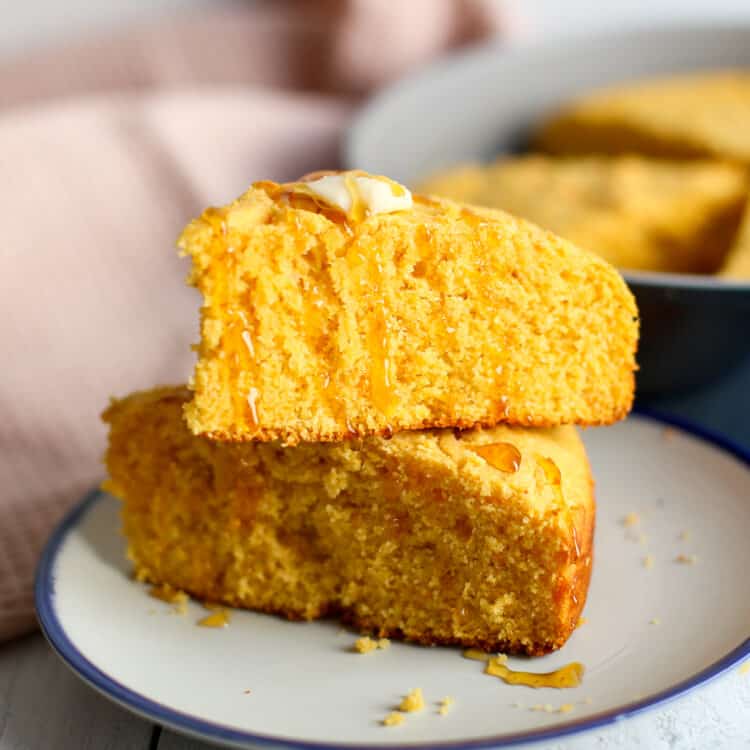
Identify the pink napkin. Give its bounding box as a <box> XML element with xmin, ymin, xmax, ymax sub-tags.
<box><xmin>0</xmin><ymin>0</ymin><xmax>506</xmax><ymax>642</ymax></box>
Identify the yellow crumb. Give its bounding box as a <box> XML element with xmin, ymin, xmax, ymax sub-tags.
<box><xmin>558</xmin><ymin>703</ymin><xmax>575</xmax><ymax>714</ymax></box>
<box><xmin>623</xmin><ymin>512</ymin><xmax>640</xmax><ymax>528</ymax></box>
<box><xmin>544</xmin><ymin>704</ymin><xmax>554</xmax><ymax>713</ymax></box>
<box><xmin>197</xmin><ymin>609</ymin><xmax>230</xmax><ymax>628</ymax></box>
<box><xmin>354</xmin><ymin>636</ymin><xmax>379</xmax><ymax>654</ymax></box>
<box><xmin>530</xmin><ymin>704</ymin><xmax>544</xmax><ymax>712</ymax></box>
<box><xmin>739</xmin><ymin>662</ymin><xmax>750</xmax><ymax>676</ymax></box>
<box><xmin>577</xmin><ymin>616</ymin><xmax>588</xmax><ymax>627</ymax></box>
<box><xmin>438</xmin><ymin>696</ymin><xmax>455</xmax><ymax>716</ymax></box>
<box><xmin>354</xmin><ymin>636</ymin><xmax>390</xmax><ymax>653</ymax></box>
<box><xmin>174</xmin><ymin>599</ymin><xmax>188</xmax><ymax>616</ymax></box>
<box><xmin>675</xmin><ymin>554</ymin><xmax>698</xmax><ymax>565</ymax></box>
<box><xmin>679</xmin><ymin>530</ymin><xmax>691</xmax><ymax>541</ymax></box>
<box><xmin>149</xmin><ymin>583</ymin><xmax>187</xmax><ymax>605</ymax></box>
<box><xmin>383</xmin><ymin>712</ymin><xmax>405</xmax><ymax>727</ymax></box>
<box><xmin>643</xmin><ymin>555</ymin><xmax>654</xmax><ymax>569</ymax></box>
<box><xmin>400</xmin><ymin>688</ymin><xmax>425</xmax><ymax>713</ymax></box>
<box><xmin>649</xmin><ymin>618</ymin><xmax>661</xmax><ymax>625</ymax></box>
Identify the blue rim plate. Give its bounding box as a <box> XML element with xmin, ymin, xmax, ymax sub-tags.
<box><xmin>36</xmin><ymin>410</ymin><xmax>750</xmax><ymax>749</ymax></box>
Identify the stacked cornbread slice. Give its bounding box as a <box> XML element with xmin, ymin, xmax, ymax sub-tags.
<box><xmin>103</xmin><ymin>171</ymin><xmax>638</xmax><ymax>655</ymax></box>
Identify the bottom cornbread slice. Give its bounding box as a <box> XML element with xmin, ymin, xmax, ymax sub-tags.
<box><xmin>102</xmin><ymin>387</ymin><xmax>595</xmax><ymax>655</ymax></box>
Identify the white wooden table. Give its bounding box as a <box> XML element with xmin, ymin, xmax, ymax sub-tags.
<box><xmin>2</xmin><ymin>633</ymin><xmax>749</xmax><ymax>750</ymax></box>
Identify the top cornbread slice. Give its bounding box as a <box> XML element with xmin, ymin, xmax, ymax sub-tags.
<box><xmin>534</xmin><ymin>71</ymin><xmax>750</xmax><ymax>165</ymax></box>
<box><xmin>418</xmin><ymin>156</ymin><xmax>748</xmax><ymax>273</ymax></box>
<box><xmin>179</xmin><ymin>178</ymin><xmax>638</xmax><ymax>444</ymax></box>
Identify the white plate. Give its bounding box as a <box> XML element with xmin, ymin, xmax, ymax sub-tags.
<box><xmin>36</xmin><ymin>413</ymin><xmax>750</xmax><ymax>749</ymax></box>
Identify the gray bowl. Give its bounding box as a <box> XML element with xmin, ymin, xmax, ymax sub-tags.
<box><xmin>345</xmin><ymin>23</ymin><xmax>750</xmax><ymax>395</ymax></box>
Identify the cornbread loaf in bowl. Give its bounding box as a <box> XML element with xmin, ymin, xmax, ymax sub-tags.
<box><xmin>179</xmin><ymin>175</ymin><xmax>637</xmax><ymax>445</ymax></box>
<box><xmin>347</xmin><ymin>25</ymin><xmax>750</xmax><ymax>393</ymax></box>
<box><xmin>103</xmin><ymin>386</ymin><xmax>594</xmax><ymax>656</ymax></box>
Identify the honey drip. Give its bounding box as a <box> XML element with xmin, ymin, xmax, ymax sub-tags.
<box><xmin>198</xmin><ymin>609</ymin><xmax>231</xmax><ymax>628</ymax></box>
<box><xmin>463</xmin><ymin>650</ymin><xmax>584</xmax><ymax>689</ymax></box>
<box><xmin>537</xmin><ymin>455</ymin><xmax>562</xmax><ymax>485</ymax></box>
<box><xmin>346</xmin><ymin>245</ymin><xmax>396</xmax><ymax>418</ymax></box>
<box><xmin>469</xmin><ymin>442</ymin><xmax>521</xmax><ymax>473</ymax></box>
<box><xmin>485</xmin><ymin>657</ymin><xmax>584</xmax><ymax>689</ymax></box>
<box><xmin>202</xmin><ymin>206</ymin><xmax>261</xmax><ymax>432</ymax></box>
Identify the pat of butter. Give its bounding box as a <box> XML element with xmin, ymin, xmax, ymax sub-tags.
<box><xmin>303</xmin><ymin>173</ymin><xmax>412</xmax><ymax>217</ymax></box>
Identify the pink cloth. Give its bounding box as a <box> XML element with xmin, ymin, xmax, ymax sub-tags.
<box><xmin>0</xmin><ymin>1</ymin><xmax>505</xmax><ymax>641</ymax></box>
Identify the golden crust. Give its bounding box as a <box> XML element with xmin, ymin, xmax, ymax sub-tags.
<box><xmin>104</xmin><ymin>386</ymin><xmax>595</xmax><ymax>656</ymax></box>
<box><xmin>195</xmin><ymin>404</ymin><xmax>631</xmax><ymax>446</ymax></box>
<box><xmin>179</xmin><ymin>179</ymin><xmax>638</xmax><ymax>445</ymax></box>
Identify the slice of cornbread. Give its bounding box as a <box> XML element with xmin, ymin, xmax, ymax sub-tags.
<box><xmin>103</xmin><ymin>386</ymin><xmax>595</xmax><ymax>656</ymax></box>
<box><xmin>418</xmin><ymin>156</ymin><xmax>747</xmax><ymax>273</ymax></box>
<box><xmin>178</xmin><ymin>171</ymin><xmax>638</xmax><ymax>444</ymax></box>
<box><xmin>721</xmin><ymin>199</ymin><xmax>750</xmax><ymax>279</ymax></box>
<box><xmin>534</xmin><ymin>71</ymin><xmax>750</xmax><ymax>165</ymax></box>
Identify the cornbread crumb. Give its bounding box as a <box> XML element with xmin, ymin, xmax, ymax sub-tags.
<box><xmin>649</xmin><ymin>618</ymin><xmax>661</xmax><ymax>625</ymax></box>
<box><xmin>197</xmin><ymin>609</ymin><xmax>230</xmax><ymax>628</ymax></box>
<box><xmin>400</xmin><ymin>688</ymin><xmax>425</xmax><ymax>713</ymax></box>
<box><xmin>354</xmin><ymin>637</ymin><xmax>378</xmax><ymax>654</ymax></box>
<box><xmin>383</xmin><ymin>712</ymin><xmax>405</xmax><ymax>727</ymax></box>
<box><xmin>149</xmin><ymin>584</ymin><xmax>187</xmax><ymax>605</ymax></box>
<box><xmin>679</xmin><ymin>530</ymin><xmax>691</xmax><ymax>542</ymax></box>
<box><xmin>354</xmin><ymin>636</ymin><xmax>392</xmax><ymax>653</ymax></box>
<box><xmin>577</xmin><ymin>616</ymin><xmax>588</xmax><ymax>627</ymax></box>
<box><xmin>438</xmin><ymin>696</ymin><xmax>455</xmax><ymax>716</ymax></box>
<box><xmin>559</xmin><ymin>703</ymin><xmax>575</xmax><ymax>714</ymax></box>
<box><xmin>623</xmin><ymin>512</ymin><xmax>640</xmax><ymax>528</ymax></box>
<box><xmin>174</xmin><ymin>599</ymin><xmax>188</xmax><ymax>616</ymax></box>
<box><xmin>544</xmin><ymin>704</ymin><xmax>554</xmax><ymax>713</ymax></box>
<box><xmin>739</xmin><ymin>662</ymin><xmax>750</xmax><ymax>676</ymax></box>
<box><xmin>643</xmin><ymin>555</ymin><xmax>655</xmax><ymax>569</ymax></box>
<box><xmin>675</xmin><ymin>554</ymin><xmax>698</xmax><ymax>565</ymax></box>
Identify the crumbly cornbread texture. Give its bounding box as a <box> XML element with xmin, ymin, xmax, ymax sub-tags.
<box><xmin>721</xmin><ymin>199</ymin><xmax>750</xmax><ymax>279</ymax></box>
<box><xmin>103</xmin><ymin>386</ymin><xmax>595</xmax><ymax>656</ymax></box>
<box><xmin>418</xmin><ymin>156</ymin><xmax>747</xmax><ymax>273</ymax></box>
<box><xmin>179</xmin><ymin>179</ymin><xmax>638</xmax><ymax>444</ymax></box>
<box><xmin>534</xmin><ymin>71</ymin><xmax>750</xmax><ymax>164</ymax></box>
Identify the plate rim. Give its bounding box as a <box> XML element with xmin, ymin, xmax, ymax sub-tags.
<box><xmin>35</xmin><ymin>410</ymin><xmax>750</xmax><ymax>750</ymax></box>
